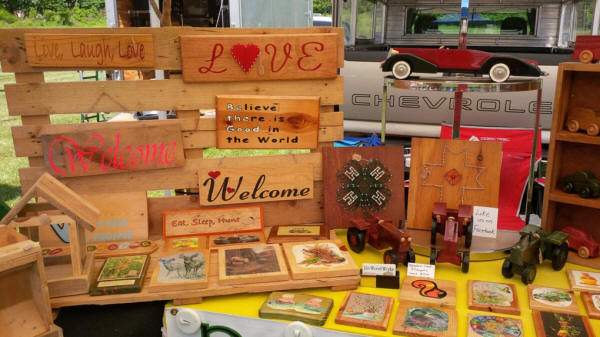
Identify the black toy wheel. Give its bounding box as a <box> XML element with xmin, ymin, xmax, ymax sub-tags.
<box><xmin>384</xmin><ymin>250</ymin><xmax>399</xmax><ymax>266</ymax></box>
<box><xmin>579</xmin><ymin>186</ymin><xmax>593</xmax><ymax>199</ymax></box>
<box><xmin>501</xmin><ymin>258</ymin><xmax>514</xmax><ymax>278</ymax></box>
<box><xmin>551</xmin><ymin>242</ymin><xmax>569</xmax><ymax>270</ymax></box>
<box><xmin>347</xmin><ymin>227</ymin><xmax>366</xmax><ymax>253</ymax></box>
<box><xmin>406</xmin><ymin>248</ymin><xmax>416</xmax><ymax>265</ymax></box>
<box><xmin>430</xmin><ymin>219</ymin><xmax>438</xmax><ymax>245</ymax></box>
<box><xmin>521</xmin><ymin>264</ymin><xmax>537</xmax><ymax>284</ymax></box>
<box><xmin>563</xmin><ymin>182</ymin><xmax>574</xmax><ymax>194</ymax></box>
<box><xmin>465</xmin><ymin>222</ymin><xmax>473</xmax><ymax>248</ymax></box>
<box><xmin>429</xmin><ymin>249</ymin><xmax>437</xmax><ymax>265</ymax></box>
<box><xmin>461</xmin><ymin>252</ymin><xmax>470</xmax><ymax>273</ymax></box>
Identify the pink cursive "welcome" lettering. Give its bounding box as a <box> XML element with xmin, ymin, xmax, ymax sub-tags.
<box><xmin>47</xmin><ymin>133</ymin><xmax>178</xmax><ymax>175</ymax></box>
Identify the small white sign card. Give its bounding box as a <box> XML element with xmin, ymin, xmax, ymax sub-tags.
<box><xmin>406</xmin><ymin>263</ymin><xmax>435</xmax><ymax>279</ymax></box>
<box><xmin>362</xmin><ymin>263</ymin><xmax>396</xmax><ymax>276</ymax></box>
<box><xmin>473</xmin><ymin>206</ymin><xmax>499</xmax><ymax>238</ymax></box>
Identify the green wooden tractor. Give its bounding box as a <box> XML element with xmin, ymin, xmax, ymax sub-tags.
<box><xmin>501</xmin><ymin>224</ymin><xmax>569</xmax><ymax>284</ymax></box>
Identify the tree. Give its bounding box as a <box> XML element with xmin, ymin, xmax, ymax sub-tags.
<box><xmin>314</xmin><ymin>0</ymin><xmax>332</xmax><ymax>16</ymax></box>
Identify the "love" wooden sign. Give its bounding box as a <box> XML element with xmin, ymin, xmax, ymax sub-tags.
<box><xmin>180</xmin><ymin>34</ymin><xmax>338</xmax><ymax>82</ymax></box>
<box><xmin>216</xmin><ymin>95</ymin><xmax>320</xmax><ymax>149</ymax></box>
<box><xmin>41</xmin><ymin>123</ymin><xmax>185</xmax><ymax>177</ymax></box>
<box><xmin>198</xmin><ymin>165</ymin><xmax>314</xmax><ymax>206</ymax></box>
<box><xmin>25</xmin><ymin>33</ymin><xmax>154</xmax><ymax>68</ymax></box>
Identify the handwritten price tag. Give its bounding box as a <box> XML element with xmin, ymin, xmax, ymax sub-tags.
<box><xmin>362</xmin><ymin>263</ymin><xmax>396</xmax><ymax>276</ymax></box>
<box><xmin>473</xmin><ymin>206</ymin><xmax>499</xmax><ymax>238</ymax></box>
<box><xmin>407</xmin><ymin>263</ymin><xmax>435</xmax><ymax>279</ymax></box>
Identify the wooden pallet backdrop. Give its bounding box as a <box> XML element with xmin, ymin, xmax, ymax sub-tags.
<box><xmin>0</xmin><ymin>27</ymin><xmax>345</xmax><ymax>240</ymax></box>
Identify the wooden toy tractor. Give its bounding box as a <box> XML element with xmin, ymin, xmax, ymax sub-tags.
<box><xmin>501</xmin><ymin>224</ymin><xmax>569</xmax><ymax>284</ymax></box>
<box><xmin>347</xmin><ymin>215</ymin><xmax>415</xmax><ymax>266</ymax></box>
<box><xmin>431</xmin><ymin>202</ymin><xmax>474</xmax><ymax>248</ymax></box>
<box><xmin>429</xmin><ymin>215</ymin><xmax>470</xmax><ymax>273</ymax></box>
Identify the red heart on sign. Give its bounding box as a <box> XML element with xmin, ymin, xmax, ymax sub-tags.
<box><xmin>208</xmin><ymin>171</ymin><xmax>221</xmax><ymax>179</ymax></box>
<box><xmin>226</xmin><ymin>187</ymin><xmax>236</xmax><ymax>193</ymax></box>
<box><xmin>231</xmin><ymin>43</ymin><xmax>260</xmax><ymax>73</ymax></box>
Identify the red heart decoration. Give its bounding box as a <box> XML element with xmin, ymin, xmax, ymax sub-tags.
<box><xmin>231</xmin><ymin>43</ymin><xmax>260</xmax><ymax>73</ymax></box>
<box><xmin>208</xmin><ymin>171</ymin><xmax>221</xmax><ymax>179</ymax></box>
<box><xmin>226</xmin><ymin>187</ymin><xmax>236</xmax><ymax>193</ymax></box>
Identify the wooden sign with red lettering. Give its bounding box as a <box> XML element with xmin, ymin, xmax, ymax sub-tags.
<box><xmin>41</xmin><ymin>123</ymin><xmax>184</xmax><ymax>177</ymax></box>
<box><xmin>198</xmin><ymin>165</ymin><xmax>314</xmax><ymax>206</ymax></box>
<box><xmin>24</xmin><ymin>33</ymin><xmax>154</xmax><ymax>68</ymax></box>
<box><xmin>162</xmin><ymin>206</ymin><xmax>263</xmax><ymax>239</ymax></box>
<box><xmin>216</xmin><ymin>95</ymin><xmax>320</xmax><ymax>149</ymax></box>
<box><xmin>180</xmin><ymin>34</ymin><xmax>338</xmax><ymax>82</ymax></box>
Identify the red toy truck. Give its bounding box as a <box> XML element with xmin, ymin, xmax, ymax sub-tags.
<box><xmin>572</xmin><ymin>35</ymin><xmax>600</xmax><ymax>63</ymax></box>
<box><xmin>430</xmin><ymin>215</ymin><xmax>470</xmax><ymax>273</ymax></box>
<box><xmin>431</xmin><ymin>202</ymin><xmax>474</xmax><ymax>248</ymax></box>
<box><xmin>347</xmin><ymin>215</ymin><xmax>415</xmax><ymax>266</ymax></box>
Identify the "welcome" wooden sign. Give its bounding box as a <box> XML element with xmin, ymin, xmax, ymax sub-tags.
<box><xmin>180</xmin><ymin>34</ymin><xmax>338</xmax><ymax>82</ymax></box>
<box><xmin>216</xmin><ymin>95</ymin><xmax>320</xmax><ymax>149</ymax></box>
<box><xmin>198</xmin><ymin>165</ymin><xmax>314</xmax><ymax>206</ymax></box>
<box><xmin>25</xmin><ymin>33</ymin><xmax>154</xmax><ymax>68</ymax></box>
<box><xmin>41</xmin><ymin>123</ymin><xmax>185</xmax><ymax>177</ymax></box>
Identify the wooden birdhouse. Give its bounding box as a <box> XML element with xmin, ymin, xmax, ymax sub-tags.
<box><xmin>0</xmin><ymin>173</ymin><xmax>99</xmax><ymax>298</ymax></box>
<box><xmin>0</xmin><ymin>226</ymin><xmax>63</xmax><ymax>337</ymax></box>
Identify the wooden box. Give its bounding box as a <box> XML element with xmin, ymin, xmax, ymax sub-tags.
<box><xmin>0</xmin><ymin>227</ymin><xmax>62</xmax><ymax>337</ymax></box>
<box><xmin>542</xmin><ymin>63</ymin><xmax>600</xmax><ymax>268</ymax></box>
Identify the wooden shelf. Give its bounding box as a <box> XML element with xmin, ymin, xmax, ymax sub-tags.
<box><xmin>561</xmin><ymin>62</ymin><xmax>600</xmax><ymax>72</ymax></box>
<box><xmin>556</xmin><ymin>131</ymin><xmax>600</xmax><ymax>145</ymax></box>
<box><xmin>549</xmin><ymin>190</ymin><xmax>600</xmax><ymax>210</ymax></box>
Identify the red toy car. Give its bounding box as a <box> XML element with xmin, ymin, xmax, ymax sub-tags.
<box><xmin>571</xmin><ymin>35</ymin><xmax>600</xmax><ymax>64</ymax></box>
<box><xmin>381</xmin><ymin>47</ymin><xmax>543</xmax><ymax>83</ymax></box>
<box><xmin>560</xmin><ymin>226</ymin><xmax>600</xmax><ymax>258</ymax></box>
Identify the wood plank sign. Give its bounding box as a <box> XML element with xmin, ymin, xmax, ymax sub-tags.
<box><xmin>162</xmin><ymin>206</ymin><xmax>263</xmax><ymax>239</ymax></box>
<box><xmin>215</xmin><ymin>95</ymin><xmax>320</xmax><ymax>149</ymax></box>
<box><xmin>25</xmin><ymin>33</ymin><xmax>154</xmax><ymax>68</ymax></box>
<box><xmin>41</xmin><ymin>123</ymin><xmax>184</xmax><ymax>177</ymax></box>
<box><xmin>180</xmin><ymin>34</ymin><xmax>338</xmax><ymax>82</ymax></box>
<box><xmin>198</xmin><ymin>164</ymin><xmax>314</xmax><ymax>206</ymax></box>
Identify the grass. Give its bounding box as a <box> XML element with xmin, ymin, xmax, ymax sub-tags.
<box><xmin>0</xmin><ymin>71</ymin><xmax>307</xmax><ymax>206</ymax></box>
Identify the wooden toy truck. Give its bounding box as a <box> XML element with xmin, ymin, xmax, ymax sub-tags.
<box><xmin>566</xmin><ymin>107</ymin><xmax>600</xmax><ymax>136</ymax></box>
<box><xmin>429</xmin><ymin>215</ymin><xmax>470</xmax><ymax>273</ymax></box>
<box><xmin>431</xmin><ymin>202</ymin><xmax>474</xmax><ymax>248</ymax></box>
<box><xmin>347</xmin><ymin>215</ymin><xmax>415</xmax><ymax>266</ymax></box>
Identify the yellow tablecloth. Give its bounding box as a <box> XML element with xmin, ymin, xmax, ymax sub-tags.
<box><xmin>170</xmin><ymin>230</ymin><xmax>600</xmax><ymax>337</ymax></box>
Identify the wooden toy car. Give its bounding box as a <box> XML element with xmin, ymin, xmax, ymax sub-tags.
<box><xmin>558</xmin><ymin>171</ymin><xmax>600</xmax><ymax>199</ymax></box>
<box><xmin>566</xmin><ymin>107</ymin><xmax>600</xmax><ymax>136</ymax></box>
<box><xmin>501</xmin><ymin>224</ymin><xmax>569</xmax><ymax>284</ymax></box>
<box><xmin>347</xmin><ymin>215</ymin><xmax>415</xmax><ymax>266</ymax></box>
<box><xmin>431</xmin><ymin>202</ymin><xmax>473</xmax><ymax>248</ymax></box>
<box><xmin>571</xmin><ymin>35</ymin><xmax>600</xmax><ymax>63</ymax></box>
<box><xmin>381</xmin><ymin>47</ymin><xmax>543</xmax><ymax>82</ymax></box>
<box><xmin>429</xmin><ymin>215</ymin><xmax>470</xmax><ymax>273</ymax></box>
<box><xmin>560</xmin><ymin>226</ymin><xmax>600</xmax><ymax>258</ymax></box>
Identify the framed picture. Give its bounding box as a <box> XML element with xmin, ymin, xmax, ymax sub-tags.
<box><xmin>399</xmin><ymin>277</ymin><xmax>456</xmax><ymax>308</ymax></box>
<box><xmin>529</xmin><ymin>285</ymin><xmax>579</xmax><ymax>314</ymax></box>
<box><xmin>323</xmin><ymin>146</ymin><xmax>406</xmax><ymax>230</ymax></box>
<box><xmin>282</xmin><ymin>240</ymin><xmax>359</xmax><ymax>279</ymax></box>
<box><xmin>393</xmin><ymin>303</ymin><xmax>456</xmax><ymax>337</ymax></box>
<box><xmin>468</xmin><ymin>280</ymin><xmax>520</xmax><ymax>315</ymax></box>
<box><xmin>90</xmin><ymin>255</ymin><xmax>150</xmax><ymax>296</ymax></box>
<box><xmin>147</xmin><ymin>250</ymin><xmax>210</xmax><ymax>293</ymax></box>
<box><xmin>467</xmin><ymin>314</ymin><xmax>523</xmax><ymax>337</ymax></box>
<box><xmin>581</xmin><ymin>292</ymin><xmax>600</xmax><ymax>320</ymax></box>
<box><xmin>164</xmin><ymin>237</ymin><xmax>207</xmax><ymax>251</ymax></box>
<box><xmin>335</xmin><ymin>291</ymin><xmax>394</xmax><ymax>331</ymax></box>
<box><xmin>208</xmin><ymin>231</ymin><xmax>266</xmax><ymax>250</ymax></box>
<box><xmin>533</xmin><ymin>310</ymin><xmax>595</xmax><ymax>337</ymax></box>
<box><xmin>267</xmin><ymin>225</ymin><xmax>329</xmax><ymax>244</ymax></box>
<box><xmin>259</xmin><ymin>292</ymin><xmax>333</xmax><ymax>326</ymax></box>
<box><xmin>567</xmin><ymin>269</ymin><xmax>600</xmax><ymax>292</ymax></box>
<box><xmin>217</xmin><ymin>244</ymin><xmax>288</xmax><ymax>285</ymax></box>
